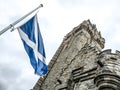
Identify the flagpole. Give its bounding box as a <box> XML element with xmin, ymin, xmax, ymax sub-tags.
<box><xmin>0</xmin><ymin>4</ymin><xmax>43</xmax><ymax>36</ymax></box>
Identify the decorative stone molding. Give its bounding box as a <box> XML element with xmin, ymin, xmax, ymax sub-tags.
<box><xmin>94</xmin><ymin>73</ymin><xmax>120</xmax><ymax>90</ymax></box>
<box><xmin>72</xmin><ymin>66</ymin><xmax>97</xmax><ymax>82</ymax></box>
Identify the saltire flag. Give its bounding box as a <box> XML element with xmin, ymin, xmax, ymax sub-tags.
<box><xmin>18</xmin><ymin>15</ymin><xmax>48</xmax><ymax>76</ymax></box>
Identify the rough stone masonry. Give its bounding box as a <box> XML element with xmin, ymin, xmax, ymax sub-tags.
<box><xmin>33</xmin><ymin>20</ymin><xmax>120</xmax><ymax>90</ymax></box>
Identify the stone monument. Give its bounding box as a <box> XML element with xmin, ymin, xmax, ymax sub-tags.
<box><xmin>33</xmin><ymin>20</ymin><xmax>120</xmax><ymax>90</ymax></box>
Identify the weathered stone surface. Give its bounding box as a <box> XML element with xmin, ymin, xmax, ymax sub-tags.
<box><xmin>33</xmin><ymin>20</ymin><xmax>120</xmax><ymax>90</ymax></box>
<box><xmin>94</xmin><ymin>50</ymin><xmax>120</xmax><ymax>90</ymax></box>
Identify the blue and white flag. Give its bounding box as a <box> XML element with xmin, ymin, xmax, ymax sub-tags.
<box><xmin>18</xmin><ymin>15</ymin><xmax>48</xmax><ymax>76</ymax></box>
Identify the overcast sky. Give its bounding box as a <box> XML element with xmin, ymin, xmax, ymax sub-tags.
<box><xmin>0</xmin><ymin>0</ymin><xmax>120</xmax><ymax>90</ymax></box>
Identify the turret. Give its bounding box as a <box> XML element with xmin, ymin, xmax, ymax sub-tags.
<box><xmin>33</xmin><ymin>20</ymin><xmax>106</xmax><ymax>90</ymax></box>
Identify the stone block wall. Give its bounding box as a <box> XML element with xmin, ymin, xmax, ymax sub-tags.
<box><xmin>33</xmin><ymin>20</ymin><xmax>120</xmax><ymax>90</ymax></box>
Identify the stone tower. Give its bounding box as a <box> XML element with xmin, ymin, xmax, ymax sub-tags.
<box><xmin>33</xmin><ymin>20</ymin><xmax>120</xmax><ymax>90</ymax></box>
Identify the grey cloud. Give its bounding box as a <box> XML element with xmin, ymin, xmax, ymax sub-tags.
<box><xmin>0</xmin><ymin>82</ymin><xmax>7</xmax><ymax>90</ymax></box>
<box><xmin>0</xmin><ymin>63</ymin><xmax>22</xmax><ymax>90</ymax></box>
<box><xmin>0</xmin><ymin>65</ymin><xmax>20</xmax><ymax>77</ymax></box>
<box><xmin>0</xmin><ymin>63</ymin><xmax>21</xmax><ymax>79</ymax></box>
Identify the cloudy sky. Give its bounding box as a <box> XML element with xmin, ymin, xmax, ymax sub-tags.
<box><xmin>0</xmin><ymin>0</ymin><xmax>120</xmax><ymax>90</ymax></box>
